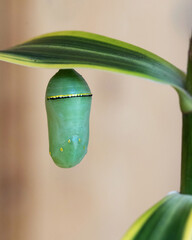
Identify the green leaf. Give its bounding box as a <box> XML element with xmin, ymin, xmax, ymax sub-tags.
<box><xmin>122</xmin><ymin>192</ymin><xmax>192</xmax><ymax>240</ymax></box>
<box><xmin>0</xmin><ymin>31</ymin><xmax>191</xmax><ymax>112</ymax></box>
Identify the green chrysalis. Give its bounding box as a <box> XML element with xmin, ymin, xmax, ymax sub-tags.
<box><xmin>45</xmin><ymin>69</ymin><xmax>92</xmax><ymax>168</ymax></box>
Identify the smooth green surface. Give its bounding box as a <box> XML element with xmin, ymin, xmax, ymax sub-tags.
<box><xmin>0</xmin><ymin>31</ymin><xmax>191</xmax><ymax>112</ymax></box>
<box><xmin>181</xmin><ymin>114</ymin><xmax>192</xmax><ymax>194</ymax></box>
<box><xmin>46</xmin><ymin>69</ymin><xmax>92</xmax><ymax>168</ymax></box>
<box><xmin>122</xmin><ymin>192</ymin><xmax>192</xmax><ymax>240</ymax></box>
<box><xmin>180</xmin><ymin>37</ymin><xmax>192</xmax><ymax>194</ymax></box>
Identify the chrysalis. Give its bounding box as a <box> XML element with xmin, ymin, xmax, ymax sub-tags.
<box><xmin>45</xmin><ymin>69</ymin><xmax>92</xmax><ymax>168</ymax></box>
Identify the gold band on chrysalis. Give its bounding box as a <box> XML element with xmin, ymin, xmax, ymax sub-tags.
<box><xmin>47</xmin><ymin>93</ymin><xmax>92</xmax><ymax>100</ymax></box>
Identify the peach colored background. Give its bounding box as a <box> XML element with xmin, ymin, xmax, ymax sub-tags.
<box><xmin>0</xmin><ymin>0</ymin><xmax>191</xmax><ymax>239</ymax></box>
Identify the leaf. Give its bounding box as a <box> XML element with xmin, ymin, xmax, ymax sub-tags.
<box><xmin>122</xmin><ymin>192</ymin><xmax>192</xmax><ymax>240</ymax></box>
<box><xmin>0</xmin><ymin>31</ymin><xmax>191</xmax><ymax>112</ymax></box>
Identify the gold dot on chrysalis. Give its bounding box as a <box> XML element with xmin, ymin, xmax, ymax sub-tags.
<box><xmin>60</xmin><ymin>147</ymin><xmax>63</xmax><ymax>152</ymax></box>
<box><xmin>49</xmin><ymin>152</ymin><xmax>51</xmax><ymax>156</ymax></box>
<box><xmin>68</xmin><ymin>139</ymin><xmax>71</xmax><ymax>143</ymax></box>
<box><xmin>79</xmin><ymin>138</ymin><xmax>81</xmax><ymax>142</ymax></box>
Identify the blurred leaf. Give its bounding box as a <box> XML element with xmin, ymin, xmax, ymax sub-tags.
<box><xmin>122</xmin><ymin>192</ymin><xmax>192</xmax><ymax>240</ymax></box>
<box><xmin>0</xmin><ymin>31</ymin><xmax>191</xmax><ymax>112</ymax></box>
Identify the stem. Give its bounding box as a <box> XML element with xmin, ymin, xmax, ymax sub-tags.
<box><xmin>180</xmin><ymin>36</ymin><xmax>192</xmax><ymax>194</ymax></box>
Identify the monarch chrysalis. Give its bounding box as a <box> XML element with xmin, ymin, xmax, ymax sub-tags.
<box><xmin>45</xmin><ymin>69</ymin><xmax>92</xmax><ymax>168</ymax></box>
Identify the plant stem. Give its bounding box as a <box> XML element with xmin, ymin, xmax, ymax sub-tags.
<box><xmin>180</xmin><ymin>36</ymin><xmax>192</xmax><ymax>194</ymax></box>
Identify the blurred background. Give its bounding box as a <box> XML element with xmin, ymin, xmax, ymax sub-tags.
<box><xmin>0</xmin><ymin>0</ymin><xmax>191</xmax><ymax>239</ymax></box>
